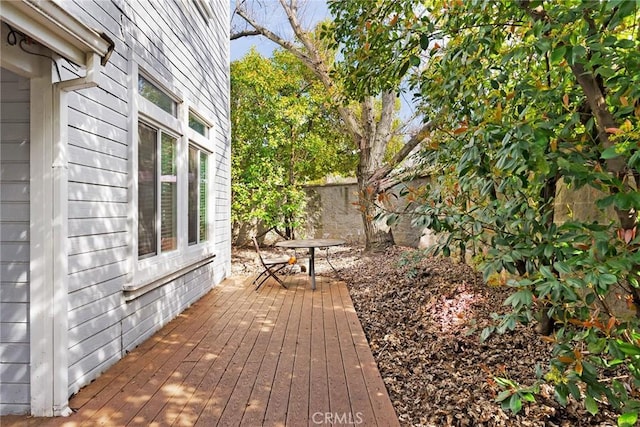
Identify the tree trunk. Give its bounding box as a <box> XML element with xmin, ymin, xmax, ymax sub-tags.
<box><xmin>358</xmin><ymin>159</ymin><xmax>394</xmax><ymax>252</ymax></box>
<box><xmin>536</xmin><ymin>174</ymin><xmax>559</xmax><ymax>335</ymax></box>
<box><xmin>232</xmin><ymin>5</ymin><xmax>423</xmax><ymax>252</ymax></box>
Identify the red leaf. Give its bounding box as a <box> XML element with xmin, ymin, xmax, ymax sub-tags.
<box><xmin>453</xmin><ymin>126</ymin><xmax>468</xmax><ymax>134</ymax></box>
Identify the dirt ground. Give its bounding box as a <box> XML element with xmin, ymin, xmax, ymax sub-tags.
<box><xmin>233</xmin><ymin>244</ymin><xmax>619</xmax><ymax>426</ymax></box>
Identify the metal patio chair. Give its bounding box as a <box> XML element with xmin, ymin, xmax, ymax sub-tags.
<box><xmin>252</xmin><ymin>237</ymin><xmax>295</xmax><ymax>290</ymax></box>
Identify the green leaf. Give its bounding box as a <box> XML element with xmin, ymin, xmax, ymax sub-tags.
<box><xmin>496</xmin><ymin>389</ymin><xmax>512</xmax><ymax>402</ymax></box>
<box><xmin>596</xmin><ymin>194</ymin><xmax>616</xmax><ymax>209</ymax></box>
<box><xmin>616</xmin><ymin>341</ymin><xmax>640</xmax><ymax>356</ymax></box>
<box><xmin>555</xmin><ymin>385</ymin><xmax>569</xmax><ymax>407</ymax></box>
<box><xmin>568</xmin><ymin>381</ymin><xmax>581</xmax><ymax>400</ymax></box>
<box><xmin>585</xmin><ymin>395</ymin><xmax>599</xmax><ymax>415</ymax></box>
<box><xmin>504</xmin><ymin>290</ymin><xmax>533</xmax><ymax>308</ymax></box>
<box><xmin>480</xmin><ymin>326</ymin><xmax>494</xmax><ymax>342</ymax></box>
<box><xmin>550</xmin><ymin>45</ymin><xmax>566</xmax><ymax>64</ymax></box>
<box><xmin>601</xmin><ymin>145</ymin><xmax>622</xmax><ymax>159</ymax></box>
<box><xmin>398</xmin><ymin>59</ymin><xmax>411</xmax><ymax>78</ymax></box>
<box><xmin>618</xmin><ymin>411</ymin><xmax>638</xmax><ymax>427</ymax></box>
<box><xmin>599</xmin><ymin>274</ymin><xmax>618</xmax><ymax>286</ymax></box>
<box><xmin>588</xmin><ymin>338</ymin><xmax>606</xmax><ymax>355</ymax></box>
<box><xmin>521</xmin><ymin>393</ymin><xmax>536</xmax><ymax>403</ymax></box>
<box><xmin>420</xmin><ymin>34</ymin><xmax>430</xmax><ymax>50</ymax></box>
<box><xmin>617</xmin><ymin>39</ymin><xmax>636</xmax><ymax>49</ymax></box>
<box><xmin>509</xmin><ymin>393</ymin><xmax>523</xmax><ymax>414</ymax></box>
<box><xmin>570</xmin><ymin>45</ymin><xmax>587</xmax><ymax>65</ymax></box>
<box><xmin>540</xmin><ymin>265</ymin><xmax>555</xmax><ymax>279</ymax></box>
<box><xmin>553</xmin><ymin>261</ymin><xmax>571</xmax><ymax>275</ymax></box>
<box><xmin>611</xmin><ymin>192</ymin><xmax>640</xmax><ymax>210</ymax></box>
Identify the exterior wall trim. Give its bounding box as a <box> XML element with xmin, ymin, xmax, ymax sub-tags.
<box><xmin>0</xmin><ymin>0</ymin><xmax>113</xmax><ymax>67</ymax></box>
<box><xmin>123</xmin><ymin>254</ymin><xmax>216</xmax><ymax>301</ymax></box>
<box><xmin>1</xmin><ymin>2</ymin><xmax>113</xmax><ymax>416</ymax></box>
<box><xmin>29</xmin><ymin>64</ymin><xmax>59</xmax><ymax>417</ymax></box>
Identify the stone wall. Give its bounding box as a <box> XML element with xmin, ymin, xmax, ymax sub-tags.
<box><xmin>553</xmin><ymin>178</ymin><xmax>616</xmax><ymax>224</ymax></box>
<box><xmin>304</xmin><ymin>182</ymin><xmax>364</xmax><ymax>244</ymax></box>
<box><xmin>303</xmin><ymin>179</ymin><xmax>437</xmax><ymax>248</ymax></box>
<box><xmin>234</xmin><ymin>178</ymin><xmax>615</xmax><ymax>250</ymax></box>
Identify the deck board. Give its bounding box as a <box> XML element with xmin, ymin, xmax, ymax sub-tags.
<box><xmin>1</xmin><ymin>275</ymin><xmax>399</xmax><ymax>427</ymax></box>
<box><xmin>324</xmin><ymin>282</ymin><xmax>352</xmax><ymax>421</ymax></box>
<box><xmin>307</xmin><ymin>277</ymin><xmax>330</xmax><ymax>425</ymax></box>
<box><xmin>239</xmin><ymin>281</ymin><xmax>297</xmax><ymax>426</ymax></box>
<box><xmin>285</xmin><ymin>276</ymin><xmax>313</xmax><ymax>427</ymax></box>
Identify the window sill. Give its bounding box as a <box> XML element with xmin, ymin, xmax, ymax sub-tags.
<box><xmin>124</xmin><ymin>252</ymin><xmax>216</xmax><ymax>301</ymax></box>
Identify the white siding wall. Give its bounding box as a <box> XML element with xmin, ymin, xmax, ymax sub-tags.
<box><xmin>59</xmin><ymin>0</ymin><xmax>231</xmax><ymax>396</ymax></box>
<box><xmin>0</xmin><ymin>68</ymin><xmax>30</xmax><ymax>415</ymax></box>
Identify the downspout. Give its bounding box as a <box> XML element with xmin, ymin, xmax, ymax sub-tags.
<box><xmin>49</xmin><ymin>51</ymin><xmax>106</xmax><ymax>417</ymax></box>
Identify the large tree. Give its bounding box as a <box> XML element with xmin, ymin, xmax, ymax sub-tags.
<box><xmin>330</xmin><ymin>0</ymin><xmax>640</xmax><ymax>422</ymax></box>
<box><xmin>231</xmin><ymin>0</ymin><xmax>433</xmax><ymax>251</ymax></box>
<box><xmin>231</xmin><ymin>48</ymin><xmax>356</xmax><ymax>238</ymax></box>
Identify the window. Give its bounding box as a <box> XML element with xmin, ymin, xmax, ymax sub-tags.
<box><xmin>132</xmin><ymin>65</ymin><xmax>216</xmax><ymax>292</ymax></box>
<box><xmin>189</xmin><ymin>111</ymin><xmax>208</xmax><ymax>137</ymax></box>
<box><xmin>189</xmin><ymin>146</ymin><xmax>208</xmax><ymax>245</ymax></box>
<box><xmin>138</xmin><ymin>74</ymin><xmax>177</xmax><ymax>117</ymax></box>
<box><xmin>138</xmin><ymin>123</ymin><xmax>157</xmax><ymax>257</ymax></box>
<box><xmin>160</xmin><ymin>133</ymin><xmax>178</xmax><ymax>252</ymax></box>
<box><xmin>138</xmin><ymin>122</ymin><xmax>178</xmax><ymax>258</ymax></box>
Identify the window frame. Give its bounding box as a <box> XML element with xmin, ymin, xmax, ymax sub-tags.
<box><xmin>188</xmin><ymin>144</ymin><xmax>210</xmax><ymax>246</ymax></box>
<box><xmin>187</xmin><ymin>109</ymin><xmax>214</xmax><ymax>247</ymax></box>
<box><xmin>128</xmin><ymin>63</ymin><xmax>216</xmax><ymax>295</ymax></box>
<box><xmin>137</xmin><ymin>120</ymin><xmax>180</xmax><ymax>259</ymax></box>
<box><xmin>189</xmin><ymin>110</ymin><xmax>209</xmax><ymax>137</ymax></box>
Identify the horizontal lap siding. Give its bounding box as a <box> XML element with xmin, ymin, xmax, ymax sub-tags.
<box><xmin>121</xmin><ymin>0</ymin><xmax>231</xmax><ymax>336</ymax></box>
<box><xmin>121</xmin><ymin>263</ymin><xmax>214</xmax><ymax>351</ymax></box>
<box><xmin>63</xmin><ymin>0</ymin><xmax>131</xmax><ymax>399</ymax></box>
<box><xmin>61</xmin><ymin>0</ymin><xmax>231</xmax><ymax>398</ymax></box>
<box><xmin>0</xmin><ymin>68</ymin><xmax>30</xmax><ymax>415</ymax></box>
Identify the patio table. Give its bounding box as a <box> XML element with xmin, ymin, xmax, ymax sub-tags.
<box><xmin>275</xmin><ymin>238</ymin><xmax>346</xmax><ymax>290</ymax></box>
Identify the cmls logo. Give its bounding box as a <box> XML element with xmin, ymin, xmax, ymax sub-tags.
<box><xmin>312</xmin><ymin>412</ymin><xmax>364</xmax><ymax>425</ymax></box>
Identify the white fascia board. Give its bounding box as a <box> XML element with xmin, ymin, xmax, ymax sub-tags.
<box><xmin>0</xmin><ymin>0</ymin><xmax>112</xmax><ymax>66</ymax></box>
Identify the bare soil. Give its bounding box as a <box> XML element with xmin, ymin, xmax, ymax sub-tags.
<box><xmin>233</xmin><ymin>245</ymin><xmax>618</xmax><ymax>426</ymax></box>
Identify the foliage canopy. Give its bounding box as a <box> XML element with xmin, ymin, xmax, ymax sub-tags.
<box><xmin>231</xmin><ymin>48</ymin><xmax>356</xmax><ymax>231</ymax></box>
<box><xmin>330</xmin><ymin>0</ymin><xmax>640</xmax><ymax>423</ymax></box>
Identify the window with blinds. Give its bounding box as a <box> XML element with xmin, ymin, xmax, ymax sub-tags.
<box><xmin>188</xmin><ymin>146</ymin><xmax>209</xmax><ymax>245</ymax></box>
<box><xmin>138</xmin><ymin>122</ymin><xmax>178</xmax><ymax>258</ymax></box>
<box><xmin>138</xmin><ymin>122</ymin><xmax>157</xmax><ymax>258</ymax></box>
<box><xmin>135</xmin><ymin>66</ymin><xmax>214</xmax><ymax>273</ymax></box>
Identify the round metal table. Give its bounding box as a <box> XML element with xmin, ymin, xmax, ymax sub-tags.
<box><xmin>274</xmin><ymin>239</ymin><xmax>346</xmax><ymax>290</ymax></box>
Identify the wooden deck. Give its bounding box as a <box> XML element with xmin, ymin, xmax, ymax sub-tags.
<box><xmin>2</xmin><ymin>275</ymin><xmax>398</xmax><ymax>426</ymax></box>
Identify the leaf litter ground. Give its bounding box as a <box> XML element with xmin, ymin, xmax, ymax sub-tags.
<box><xmin>232</xmin><ymin>245</ymin><xmax>618</xmax><ymax>426</ymax></box>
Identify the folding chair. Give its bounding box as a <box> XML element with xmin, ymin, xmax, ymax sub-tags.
<box><xmin>252</xmin><ymin>237</ymin><xmax>294</xmax><ymax>290</ymax></box>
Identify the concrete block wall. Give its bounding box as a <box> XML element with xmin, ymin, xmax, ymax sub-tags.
<box><xmin>554</xmin><ymin>178</ymin><xmax>616</xmax><ymax>225</ymax></box>
<box><xmin>304</xmin><ymin>183</ymin><xmax>365</xmax><ymax>244</ymax></box>
<box><xmin>234</xmin><ymin>178</ymin><xmax>617</xmax><ymax>250</ymax></box>
<box><xmin>303</xmin><ymin>180</ymin><xmax>434</xmax><ymax>248</ymax></box>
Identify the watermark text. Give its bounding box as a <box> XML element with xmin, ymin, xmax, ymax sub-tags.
<box><xmin>311</xmin><ymin>411</ymin><xmax>364</xmax><ymax>425</ymax></box>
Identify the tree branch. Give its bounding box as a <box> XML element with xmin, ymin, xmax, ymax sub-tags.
<box><xmin>368</xmin><ymin>120</ymin><xmax>435</xmax><ymax>191</ymax></box>
<box><xmin>375</xmin><ymin>91</ymin><xmax>396</xmax><ymax>145</ymax></box>
<box><xmin>235</xmin><ymin>7</ymin><xmax>311</xmax><ymax>64</ymax></box>
<box><xmin>230</xmin><ymin>30</ymin><xmax>262</xmax><ymax>40</ymax></box>
<box><xmin>518</xmin><ymin>0</ymin><xmax>634</xmax><ymax>230</ymax></box>
<box><xmin>361</xmin><ymin>97</ymin><xmax>376</xmax><ymax>151</ymax></box>
<box><xmin>235</xmin><ymin>3</ymin><xmax>364</xmax><ymax>143</ymax></box>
